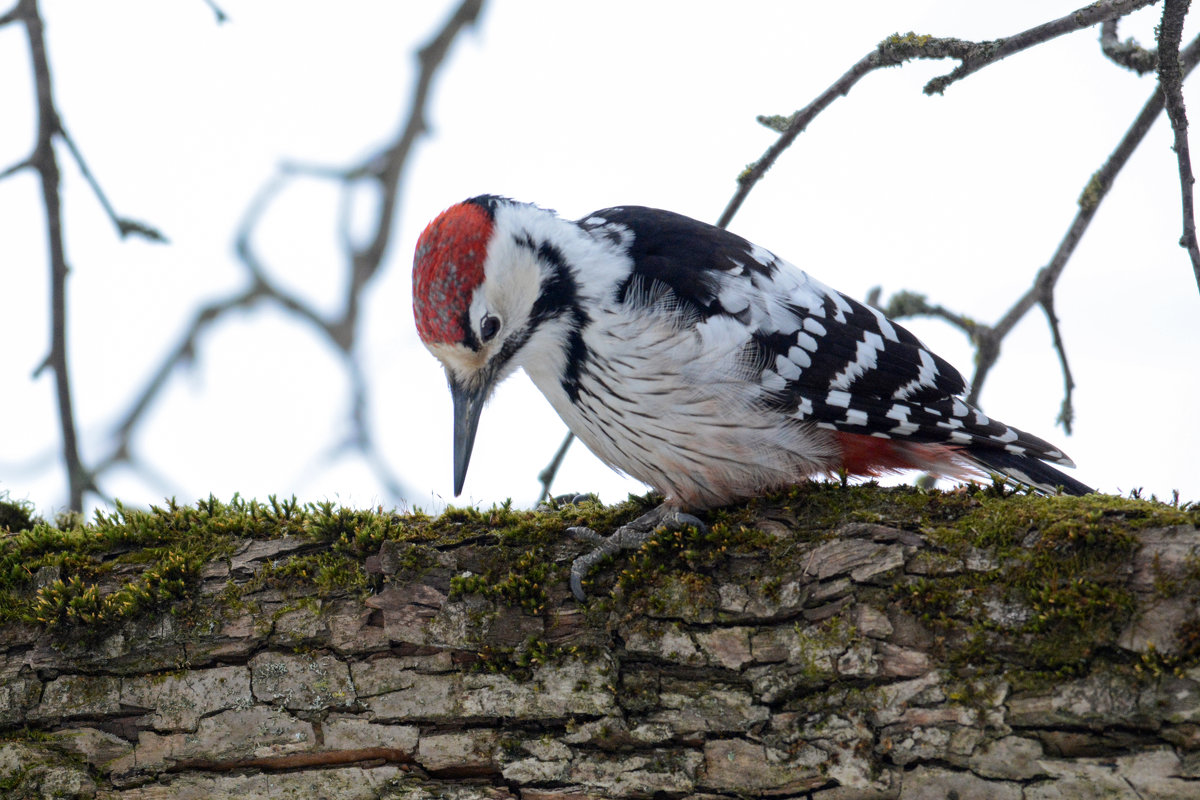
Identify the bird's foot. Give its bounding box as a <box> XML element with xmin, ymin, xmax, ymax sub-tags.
<box><xmin>568</xmin><ymin>505</ymin><xmax>707</xmax><ymax>601</ymax></box>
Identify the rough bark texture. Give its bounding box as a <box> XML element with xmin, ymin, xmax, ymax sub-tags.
<box><xmin>1</xmin><ymin>486</ymin><xmax>1199</xmax><ymax>799</ymax></box>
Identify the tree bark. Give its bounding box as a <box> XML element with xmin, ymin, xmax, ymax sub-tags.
<box><xmin>1</xmin><ymin>487</ymin><xmax>1198</xmax><ymax>798</ymax></box>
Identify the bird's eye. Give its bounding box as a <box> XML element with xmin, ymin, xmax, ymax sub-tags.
<box><xmin>480</xmin><ymin>314</ymin><xmax>501</xmax><ymax>342</ymax></box>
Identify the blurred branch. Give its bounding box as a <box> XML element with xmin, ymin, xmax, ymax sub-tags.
<box><xmin>717</xmin><ymin>0</ymin><xmax>1157</xmax><ymax>229</ymax></box>
<box><xmin>537</xmin><ymin>432</ymin><xmax>576</xmax><ymax>505</ymax></box>
<box><xmin>5</xmin><ymin>0</ymin><xmax>165</xmax><ymax>510</ymax></box>
<box><xmin>96</xmin><ymin>0</ymin><xmax>486</xmax><ymax>505</ymax></box>
<box><xmin>1158</xmin><ymin>0</ymin><xmax>1200</xmax><ymax>293</ymax></box>
<box><xmin>200</xmin><ymin>0</ymin><xmax>227</xmax><ymax>24</ymax></box>
<box><xmin>20</xmin><ymin>0</ymin><xmax>88</xmax><ymax>511</ymax></box>
<box><xmin>58</xmin><ymin>123</ymin><xmax>167</xmax><ymax>242</ymax></box>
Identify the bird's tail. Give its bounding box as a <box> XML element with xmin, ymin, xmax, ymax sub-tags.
<box><xmin>967</xmin><ymin>448</ymin><xmax>1093</xmax><ymax>496</ymax></box>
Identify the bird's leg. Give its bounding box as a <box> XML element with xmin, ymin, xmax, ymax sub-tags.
<box><xmin>567</xmin><ymin>504</ymin><xmax>707</xmax><ymax>601</ymax></box>
<box><xmin>536</xmin><ymin>492</ymin><xmax>598</xmax><ymax>512</ymax></box>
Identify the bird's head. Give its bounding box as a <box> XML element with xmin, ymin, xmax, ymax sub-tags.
<box><xmin>412</xmin><ymin>196</ymin><xmax>552</xmax><ymax>496</ymax></box>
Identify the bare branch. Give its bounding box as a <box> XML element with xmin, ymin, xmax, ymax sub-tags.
<box><xmin>58</xmin><ymin>123</ymin><xmax>168</xmax><ymax>243</ymax></box>
<box><xmin>922</xmin><ymin>0</ymin><xmax>1159</xmax><ymax>95</ymax></box>
<box><xmin>98</xmin><ymin>0</ymin><xmax>488</xmax><ymax>505</ymax></box>
<box><xmin>18</xmin><ymin>0</ymin><xmax>90</xmax><ymax>510</ymax></box>
<box><xmin>718</xmin><ymin>0</ymin><xmax>1157</xmax><ymax>230</ymax></box>
<box><xmin>200</xmin><ymin>0</ymin><xmax>228</xmax><ymax>24</ymax></box>
<box><xmin>0</xmin><ymin>158</ymin><xmax>31</xmax><ymax>180</ymax></box>
<box><xmin>1100</xmin><ymin>18</ymin><xmax>1158</xmax><ymax>74</ymax></box>
<box><xmin>1039</xmin><ymin>293</ymin><xmax>1077</xmax><ymax>435</ymax></box>
<box><xmin>927</xmin><ymin>32</ymin><xmax>1200</xmax><ymax>409</ymax></box>
<box><xmin>1158</xmin><ymin>0</ymin><xmax>1200</xmax><ymax>293</ymax></box>
<box><xmin>537</xmin><ymin>432</ymin><xmax>576</xmax><ymax>505</ymax></box>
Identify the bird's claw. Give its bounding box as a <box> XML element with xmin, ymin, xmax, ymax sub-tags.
<box><xmin>568</xmin><ymin>506</ymin><xmax>708</xmax><ymax>601</ymax></box>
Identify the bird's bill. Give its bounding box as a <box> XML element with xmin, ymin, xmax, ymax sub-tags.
<box><xmin>450</xmin><ymin>374</ymin><xmax>489</xmax><ymax>496</ymax></box>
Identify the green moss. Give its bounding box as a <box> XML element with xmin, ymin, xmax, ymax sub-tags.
<box><xmin>472</xmin><ymin>637</ymin><xmax>589</xmax><ymax>679</ymax></box>
<box><xmin>895</xmin><ymin>491</ymin><xmax>1197</xmax><ymax>683</ymax></box>
<box><xmin>451</xmin><ymin>548</ymin><xmax>552</xmax><ymax>614</ymax></box>
<box><xmin>2</xmin><ymin>483</ymin><xmax>1195</xmax><ymax>690</ymax></box>
<box><xmin>0</xmin><ymin>493</ymin><xmax>39</xmax><ymax>533</ymax></box>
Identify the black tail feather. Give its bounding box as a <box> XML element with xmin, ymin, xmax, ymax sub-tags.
<box><xmin>968</xmin><ymin>448</ymin><xmax>1093</xmax><ymax>496</ymax></box>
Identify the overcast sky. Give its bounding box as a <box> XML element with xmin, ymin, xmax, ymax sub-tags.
<box><xmin>3</xmin><ymin>1</ymin><xmax>1198</xmax><ymax>517</ymax></box>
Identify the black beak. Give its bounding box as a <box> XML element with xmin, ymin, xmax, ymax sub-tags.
<box><xmin>450</xmin><ymin>373</ymin><xmax>489</xmax><ymax>496</ymax></box>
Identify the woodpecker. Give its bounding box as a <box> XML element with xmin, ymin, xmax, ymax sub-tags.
<box><xmin>413</xmin><ymin>196</ymin><xmax>1091</xmax><ymax>593</ymax></box>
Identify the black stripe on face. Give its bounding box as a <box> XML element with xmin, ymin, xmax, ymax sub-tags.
<box><xmin>497</xmin><ymin>236</ymin><xmax>590</xmax><ymax>402</ymax></box>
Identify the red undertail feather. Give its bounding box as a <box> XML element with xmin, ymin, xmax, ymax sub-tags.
<box><xmin>833</xmin><ymin>431</ymin><xmax>976</xmax><ymax>481</ymax></box>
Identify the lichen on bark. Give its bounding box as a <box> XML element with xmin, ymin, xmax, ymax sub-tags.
<box><xmin>1</xmin><ymin>484</ymin><xmax>1199</xmax><ymax>799</ymax></box>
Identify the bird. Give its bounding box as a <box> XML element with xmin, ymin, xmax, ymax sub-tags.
<box><xmin>412</xmin><ymin>195</ymin><xmax>1092</xmax><ymax>597</ymax></box>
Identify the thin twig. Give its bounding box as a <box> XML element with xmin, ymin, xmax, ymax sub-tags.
<box><xmin>19</xmin><ymin>0</ymin><xmax>92</xmax><ymax>510</ymax></box>
<box><xmin>97</xmin><ymin>0</ymin><xmax>487</xmax><ymax>505</ymax></box>
<box><xmin>0</xmin><ymin>158</ymin><xmax>31</xmax><ymax>180</ymax></box>
<box><xmin>718</xmin><ymin>0</ymin><xmax>1157</xmax><ymax>230</ymax></box>
<box><xmin>537</xmin><ymin>432</ymin><xmax>576</xmax><ymax>505</ymax></box>
<box><xmin>891</xmin><ymin>31</ymin><xmax>1199</xmax><ymax>413</ymax></box>
<box><xmin>1100</xmin><ymin>18</ymin><xmax>1158</xmax><ymax>74</ymax></box>
<box><xmin>58</xmin><ymin>122</ymin><xmax>168</xmax><ymax>242</ymax></box>
<box><xmin>1039</xmin><ymin>291</ymin><xmax>1077</xmax><ymax>435</ymax></box>
<box><xmin>543</xmin><ymin>1</ymin><xmax>1160</xmax><ymax>498</ymax></box>
<box><xmin>965</xmin><ymin>31</ymin><xmax>1200</xmax><ymax>404</ymax></box>
<box><xmin>200</xmin><ymin>0</ymin><xmax>227</xmax><ymax>24</ymax></box>
<box><xmin>922</xmin><ymin>0</ymin><xmax>1159</xmax><ymax>95</ymax></box>
<box><xmin>1158</xmin><ymin>0</ymin><xmax>1200</xmax><ymax>294</ymax></box>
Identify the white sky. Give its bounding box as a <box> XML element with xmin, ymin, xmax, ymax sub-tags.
<box><xmin>2</xmin><ymin>1</ymin><xmax>1198</xmax><ymax>517</ymax></box>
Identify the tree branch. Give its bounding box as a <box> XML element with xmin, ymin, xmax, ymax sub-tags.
<box><xmin>1158</xmin><ymin>0</ymin><xmax>1200</xmax><ymax>293</ymax></box>
<box><xmin>883</xmin><ymin>30</ymin><xmax>1200</xmax><ymax>418</ymax></box>
<box><xmin>200</xmin><ymin>0</ymin><xmax>227</xmax><ymax>24</ymax></box>
<box><xmin>542</xmin><ymin>1</ymin><xmax>1164</xmax><ymax>499</ymax></box>
<box><xmin>97</xmin><ymin>0</ymin><xmax>487</xmax><ymax>505</ymax></box>
<box><xmin>57</xmin><ymin>122</ymin><xmax>167</xmax><ymax>242</ymax></box>
<box><xmin>19</xmin><ymin>0</ymin><xmax>90</xmax><ymax>510</ymax></box>
<box><xmin>717</xmin><ymin>0</ymin><xmax>1157</xmax><ymax>229</ymax></box>
<box><xmin>1100</xmin><ymin>18</ymin><xmax>1158</xmax><ymax>74</ymax></box>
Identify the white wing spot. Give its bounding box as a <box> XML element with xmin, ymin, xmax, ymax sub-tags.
<box><xmin>830</xmin><ymin>332</ymin><xmax>883</xmax><ymax>390</ymax></box>
<box><xmin>795</xmin><ymin>331</ymin><xmax>819</xmax><ymax>352</ymax></box>
<box><xmin>827</xmin><ymin>390</ymin><xmax>852</xmax><ymax>408</ymax></box>
<box><xmin>787</xmin><ymin>345</ymin><xmax>812</xmax><ymax>369</ymax></box>
<box><xmin>827</xmin><ymin>291</ymin><xmax>854</xmax><ymax>323</ymax></box>
<box><xmin>775</xmin><ymin>354</ymin><xmax>801</xmax><ymax>381</ymax></box>
<box><xmin>844</xmin><ymin>409</ymin><xmax>869</xmax><ymax>426</ymax></box>
<box><xmin>870</xmin><ymin>306</ymin><xmax>900</xmax><ymax>342</ymax></box>
<box><xmin>990</xmin><ymin>428</ymin><xmax>1019</xmax><ymax>444</ymax></box>
<box><xmin>803</xmin><ymin>317</ymin><xmax>826</xmax><ymax>337</ymax></box>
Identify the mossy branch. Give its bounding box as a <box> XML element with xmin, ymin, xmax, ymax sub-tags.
<box><xmin>1</xmin><ymin>488</ymin><xmax>1198</xmax><ymax>797</ymax></box>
